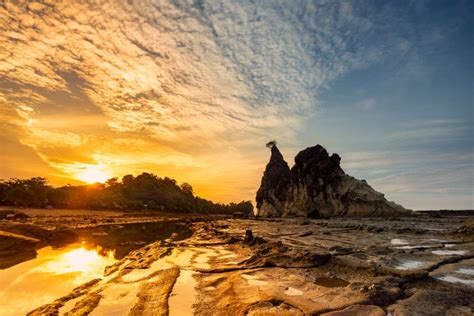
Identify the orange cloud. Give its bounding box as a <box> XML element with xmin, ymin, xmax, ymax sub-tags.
<box><xmin>0</xmin><ymin>1</ymin><xmax>403</xmax><ymax>202</ymax></box>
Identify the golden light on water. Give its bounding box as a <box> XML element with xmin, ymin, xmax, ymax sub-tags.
<box><xmin>0</xmin><ymin>245</ymin><xmax>116</xmax><ymax>316</ymax></box>
<box><xmin>37</xmin><ymin>247</ymin><xmax>115</xmax><ymax>275</ymax></box>
<box><xmin>75</xmin><ymin>165</ymin><xmax>111</xmax><ymax>184</ymax></box>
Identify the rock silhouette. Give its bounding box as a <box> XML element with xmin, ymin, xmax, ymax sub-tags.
<box><xmin>256</xmin><ymin>144</ymin><xmax>410</xmax><ymax>218</ymax></box>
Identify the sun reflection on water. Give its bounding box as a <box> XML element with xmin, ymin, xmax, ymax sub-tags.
<box><xmin>0</xmin><ymin>245</ymin><xmax>116</xmax><ymax>316</ymax></box>
<box><xmin>36</xmin><ymin>247</ymin><xmax>115</xmax><ymax>275</ymax></box>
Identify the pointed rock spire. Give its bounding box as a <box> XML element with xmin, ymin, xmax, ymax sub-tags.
<box><xmin>256</xmin><ymin>145</ymin><xmax>291</xmax><ymax>217</ymax></box>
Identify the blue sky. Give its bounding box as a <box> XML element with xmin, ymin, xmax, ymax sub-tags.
<box><xmin>299</xmin><ymin>0</ymin><xmax>474</xmax><ymax>209</ymax></box>
<box><xmin>0</xmin><ymin>0</ymin><xmax>472</xmax><ymax>209</ymax></box>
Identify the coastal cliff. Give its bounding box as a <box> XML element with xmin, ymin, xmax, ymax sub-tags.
<box><xmin>256</xmin><ymin>144</ymin><xmax>410</xmax><ymax>218</ymax></box>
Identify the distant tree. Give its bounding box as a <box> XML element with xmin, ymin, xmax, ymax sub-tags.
<box><xmin>0</xmin><ymin>181</ymin><xmax>7</xmax><ymax>205</ymax></box>
<box><xmin>0</xmin><ymin>174</ymin><xmax>253</xmax><ymax>215</ymax></box>
<box><xmin>47</xmin><ymin>187</ymin><xmax>69</xmax><ymax>208</ymax></box>
<box><xmin>180</xmin><ymin>182</ymin><xmax>193</xmax><ymax>195</ymax></box>
<box><xmin>266</xmin><ymin>140</ymin><xmax>277</xmax><ymax>148</ymax></box>
<box><xmin>122</xmin><ymin>174</ymin><xmax>135</xmax><ymax>185</ymax></box>
<box><xmin>146</xmin><ymin>200</ymin><xmax>158</xmax><ymax>210</ymax></box>
<box><xmin>105</xmin><ymin>177</ymin><xmax>119</xmax><ymax>187</ymax></box>
<box><xmin>163</xmin><ymin>177</ymin><xmax>176</xmax><ymax>185</ymax></box>
<box><xmin>1</xmin><ymin>177</ymin><xmax>50</xmax><ymax>207</ymax></box>
<box><xmin>7</xmin><ymin>187</ymin><xmax>34</xmax><ymax>206</ymax></box>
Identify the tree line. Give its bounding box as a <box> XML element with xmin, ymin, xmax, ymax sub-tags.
<box><xmin>0</xmin><ymin>173</ymin><xmax>254</xmax><ymax>215</ymax></box>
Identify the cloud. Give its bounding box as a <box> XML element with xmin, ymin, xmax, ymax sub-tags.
<box><xmin>341</xmin><ymin>146</ymin><xmax>474</xmax><ymax>209</ymax></box>
<box><xmin>388</xmin><ymin>119</ymin><xmax>472</xmax><ymax>141</ymax></box>
<box><xmin>28</xmin><ymin>129</ymin><xmax>84</xmax><ymax>148</ymax></box>
<box><xmin>0</xmin><ymin>1</ymin><xmax>415</xmax><ymax>143</ymax></box>
<box><xmin>370</xmin><ymin>166</ymin><xmax>473</xmax><ymax>195</ymax></box>
<box><xmin>0</xmin><ymin>0</ymin><xmax>459</xmax><ymax>202</ymax></box>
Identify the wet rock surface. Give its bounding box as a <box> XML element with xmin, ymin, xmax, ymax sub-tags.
<box><xmin>1</xmin><ymin>209</ymin><xmax>473</xmax><ymax>315</ymax></box>
<box><xmin>256</xmin><ymin>144</ymin><xmax>411</xmax><ymax>218</ymax></box>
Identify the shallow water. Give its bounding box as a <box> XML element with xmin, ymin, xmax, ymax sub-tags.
<box><xmin>169</xmin><ymin>269</ymin><xmax>197</xmax><ymax>315</ymax></box>
<box><xmin>429</xmin><ymin>238</ymin><xmax>452</xmax><ymax>243</ymax></box>
<box><xmin>457</xmin><ymin>268</ymin><xmax>474</xmax><ymax>275</ymax></box>
<box><xmin>0</xmin><ymin>221</ymin><xmax>193</xmax><ymax>314</ymax></box>
<box><xmin>78</xmin><ymin>221</ymin><xmax>192</xmax><ymax>259</ymax></box>
<box><xmin>0</xmin><ymin>244</ymin><xmax>115</xmax><ymax>316</ymax></box>
<box><xmin>395</xmin><ymin>245</ymin><xmax>432</xmax><ymax>250</ymax></box>
<box><xmin>437</xmin><ymin>275</ymin><xmax>474</xmax><ymax>287</ymax></box>
<box><xmin>394</xmin><ymin>259</ymin><xmax>425</xmax><ymax>270</ymax></box>
<box><xmin>390</xmin><ymin>238</ymin><xmax>410</xmax><ymax>245</ymax></box>
<box><xmin>113</xmin><ymin>247</ymin><xmax>211</xmax><ymax>315</ymax></box>
<box><xmin>431</xmin><ymin>250</ymin><xmax>467</xmax><ymax>256</ymax></box>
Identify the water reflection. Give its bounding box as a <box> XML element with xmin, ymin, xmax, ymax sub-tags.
<box><xmin>78</xmin><ymin>221</ymin><xmax>193</xmax><ymax>259</ymax></box>
<box><xmin>394</xmin><ymin>259</ymin><xmax>425</xmax><ymax>270</ymax></box>
<box><xmin>431</xmin><ymin>249</ymin><xmax>467</xmax><ymax>256</ymax></box>
<box><xmin>0</xmin><ymin>244</ymin><xmax>115</xmax><ymax>316</ymax></box>
<box><xmin>0</xmin><ymin>221</ymin><xmax>193</xmax><ymax>315</ymax></box>
<box><xmin>168</xmin><ymin>269</ymin><xmax>197</xmax><ymax>315</ymax></box>
<box><xmin>437</xmin><ymin>275</ymin><xmax>474</xmax><ymax>287</ymax></box>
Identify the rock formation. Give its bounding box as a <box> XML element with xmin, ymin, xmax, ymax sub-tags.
<box><xmin>256</xmin><ymin>144</ymin><xmax>411</xmax><ymax>218</ymax></box>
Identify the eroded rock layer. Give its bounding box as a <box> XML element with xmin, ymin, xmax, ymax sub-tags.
<box><xmin>256</xmin><ymin>144</ymin><xmax>410</xmax><ymax>218</ymax></box>
<box><xmin>3</xmin><ymin>210</ymin><xmax>472</xmax><ymax>315</ymax></box>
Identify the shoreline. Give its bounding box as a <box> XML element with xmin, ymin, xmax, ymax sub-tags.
<box><xmin>0</xmin><ymin>209</ymin><xmax>473</xmax><ymax>315</ymax></box>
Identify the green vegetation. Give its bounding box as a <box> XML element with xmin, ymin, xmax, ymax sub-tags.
<box><xmin>0</xmin><ymin>173</ymin><xmax>253</xmax><ymax>215</ymax></box>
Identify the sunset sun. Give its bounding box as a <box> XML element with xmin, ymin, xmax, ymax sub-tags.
<box><xmin>75</xmin><ymin>166</ymin><xmax>110</xmax><ymax>184</ymax></box>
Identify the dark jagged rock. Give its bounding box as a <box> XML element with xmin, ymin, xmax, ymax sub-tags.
<box><xmin>256</xmin><ymin>146</ymin><xmax>292</xmax><ymax>217</ymax></box>
<box><xmin>256</xmin><ymin>144</ymin><xmax>411</xmax><ymax>218</ymax></box>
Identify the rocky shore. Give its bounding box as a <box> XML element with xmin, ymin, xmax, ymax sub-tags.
<box><xmin>1</xmin><ymin>208</ymin><xmax>472</xmax><ymax>315</ymax></box>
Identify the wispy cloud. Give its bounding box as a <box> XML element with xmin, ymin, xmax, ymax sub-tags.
<box><xmin>370</xmin><ymin>166</ymin><xmax>473</xmax><ymax>195</ymax></box>
<box><xmin>388</xmin><ymin>119</ymin><xmax>472</xmax><ymax>141</ymax></box>
<box><xmin>0</xmin><ymin>1</ymin><xmax>415</xmax><ymax>143</ymax></box>
<box><xmin>341</xmin><ymin>147</ymin><xmax>473</xmax><ymax>209</ymax></box>
<box><xmin>0</xmin><ymin>1</ymin><xmax>463</xmax><ymax>202</ymax></box>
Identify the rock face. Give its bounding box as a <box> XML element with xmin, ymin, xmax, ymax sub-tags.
<box><xmin>256</xmin><ymin>144</ymin><xmax>410</xmax><ymax>218</ymax></box>
<box><xmin>255</xmin><ymin>146</ymin><xmax>292</xmax><ymax>217</ymax></box>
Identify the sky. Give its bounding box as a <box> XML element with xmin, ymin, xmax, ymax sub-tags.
<box><xmin>0</xmin><ymin>0</ymin><xmax>472</xmax><ymax>209</ymax></box>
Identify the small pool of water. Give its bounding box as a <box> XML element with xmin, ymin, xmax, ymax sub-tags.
<box><xmin>429</xmin><ymin>238</ymin><xmax>453</xmax><ymax>243</ymax></box>
<box><xmin>431</xmin><ymin>250</ymin><xmax>467</xmax><ymax>256</ymax></box>
<box><xmin>169</xmin><ymin>269</ymin><xmax>197</xmax><ymax>315</ymax></box>
<box><xmin>78</xmin><ymin>221</ymin><xmax>192</xmax><ymax>259</ymax></box>
<box><xmin>390</xmin><ymin>238</ymin><xmax>410</xmax><ymax>245</ymax></box>
<box><xmin>395</xmin><ymin>245</ymin><xmax>433</xmax><ymax>250</ymax></box>
<box><xmin>436</xmin><ymin>275</ymin><xmax>474</xmax><ymax>287</ymax></box>
<box><xmin>394</xmin><ymin>259</ymin><xmax>425</xmax><ymax>270</ymax></box>
<box><xmin>0</xmin><ymin>244</ymin><xmax>116</xmax><ymax>316</ymax></box>
<box><xmin>314</xmin><ymin>276</ymin><xmax>349</xmax><ymax>287</ymax></box>
<box><xmin>424</xmin><ymin>228</ymin><xmax>446</xmax><ymax>232</ymax></box>
<box><xmin>457</xmin><ymin>268</ymin><xmax>474</xmax><ymax>275</ymax></box>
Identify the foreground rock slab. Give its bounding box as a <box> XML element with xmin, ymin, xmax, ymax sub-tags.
<box><xmin>19</xmin><ymin>213</ymin><xmax>473</xmax><ymax>315</ymax></box>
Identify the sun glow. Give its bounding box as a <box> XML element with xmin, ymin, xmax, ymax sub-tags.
<box><xmin>75</xmin><ymin>165</ymin><xmax>111</xmax><ymax>184</ymax></box>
